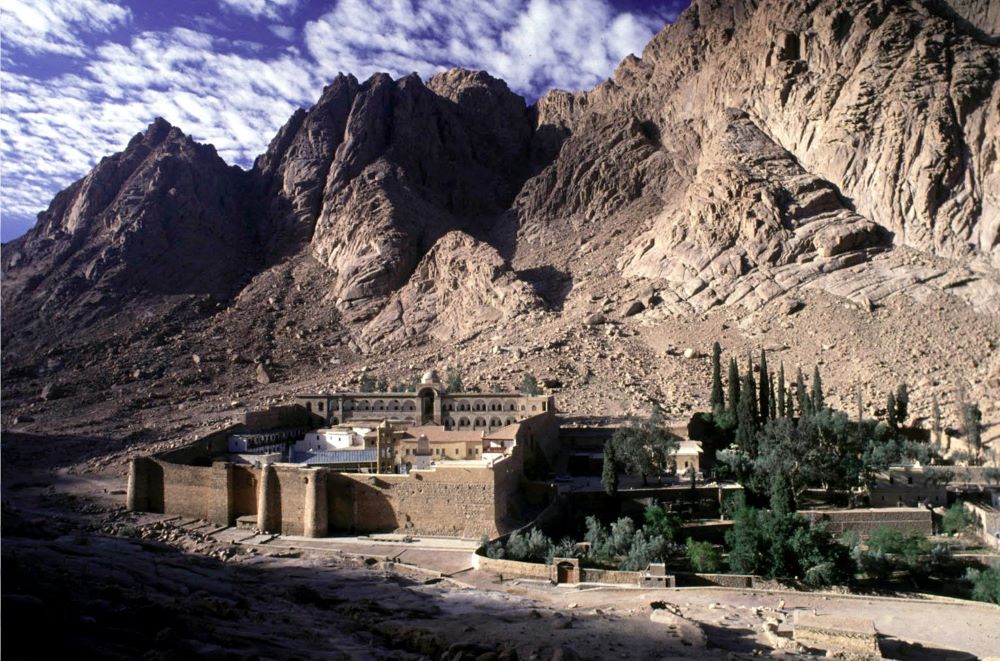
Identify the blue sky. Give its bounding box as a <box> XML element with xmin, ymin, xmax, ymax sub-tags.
<box><xmin>1</xmin><ymin>0</ymin><xmax>689</xmax><ymax>242</ymax></box>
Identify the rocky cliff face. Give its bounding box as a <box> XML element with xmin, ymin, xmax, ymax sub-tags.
<box><xmin>2</xmin><ymin>118</ymin><xmax>256</xmax><ymax>331</ymax></box>
<box><xmin>2</xmin><ymin>0</ymin><xmax>998</xmax><ymax>436</ymax></box>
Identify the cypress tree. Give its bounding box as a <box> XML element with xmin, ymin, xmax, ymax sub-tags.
<box><xmin>777</xmin><ymin>363</ymin><xmax>786</xmax><ymax>419</ymax></box>
<box><xmin>796</xmin><ymin>367</ymin><xmax>809</xmax><ymax>418</ymax></box>
<box><xmin>747</xmin><ymin>354</ymin><xmax>758</xmax><ymax>423</ymax></box>
<box><xmin>931</xmin><ymin>395</ymin><xmax>942</xmax><ymax>444</ymax></box>
<box><xmin>758</xmin><ymin>349</ymin><xmax>770</xmax><ymax>423</ymax></box>
<box><xmin>710</xmin><ymin>342</ymin><xmax>724</xmax><ymax>415</ymax></box>
<box><xmin>785</xmin><ymin>387</ymin><xmax>794</xmax><ymax>419</ymax></box>
<box><xmin>727</xmin><ymin>358</ymin><xmax>740</xmax><ymax>418</ymax></box>
<box><xmin>768</xmin><ymin>373</ymin><xmax>777</xmax><ymax>420</ymax></box>
<box><xmin>895</xmin><ymin>383</ymin><xmax>909</xmax><ymax>423</ymax></box>
<box><xmin>735</xmin><ymin>375</ymin><xmax>755</xmax><ymax>455</ymax></box>
<box><xmin>964</xmin><ymin>403</ymin><xmax>983</xmax><ymax>463</ymax></box>
<box><xmin>601</xmin><ymin>440</ymin><xmax>619</xmax><ymax>496</ymax></box>
<box><xmin>811</xmin><ymin>365</ymin><xmax>824</xmax><ymax>412</ymax></box>
<box><xmin>855</xmin><ymin>386</ymin><xmax>864</xmax><ymax>423</ymax></box>
<box><xmin>886</xmin><ymin>392</ymin><xmax>898</xmax><ymax>433</ymax></box>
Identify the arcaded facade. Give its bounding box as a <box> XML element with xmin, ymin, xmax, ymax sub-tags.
<box><xmin>296</xmin><ymin>370</ymin><xmax>554</xmax><ymax>432</ymax></box>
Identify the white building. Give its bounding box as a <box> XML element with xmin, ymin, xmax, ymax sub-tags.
<box><xmin>292</xmin><ymin>426</ymin><xmax>371</xmax><ymax>454</ymax></box>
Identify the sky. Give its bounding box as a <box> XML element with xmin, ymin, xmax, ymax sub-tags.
<box><xmin>1</xmin><ymin>0</ymin><xmax>690</xmax><ymax>242</ymax></box>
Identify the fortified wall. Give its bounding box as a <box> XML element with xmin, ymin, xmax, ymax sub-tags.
<box><xmin>127</xmin><ymin>404</ymin><xmax>556</xmax><ymax>539</ymax></box>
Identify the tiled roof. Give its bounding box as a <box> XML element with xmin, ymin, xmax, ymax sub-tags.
<box><xmin>485</xmin><ymin>423</ymin><xmax>520</xmax><ymax>440</ymax></box>
<box><xmin>293</xmin><ymin>449</ymin><xmax>378</xmax><ymax>465</ymax></box>
<box><xmin>402</xmin><ymin>425</ymin><xmax>484</xmax><ymax>443</ymax></box>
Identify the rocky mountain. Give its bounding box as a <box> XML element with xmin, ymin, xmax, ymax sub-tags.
<box><xmin>2</xmin><ymin>0</ymin><xmax>998</xmax><ymax>447</ymax></box>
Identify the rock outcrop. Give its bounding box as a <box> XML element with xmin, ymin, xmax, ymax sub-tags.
<box><xmin>362</xmin><ymin>231</ymin><xmax>542</xmax><ymax>344</ymax></box>
<box><xmin>2</xmin><ymin>118</ymin><xmax>256</xmax><ymax>330</ymax></box>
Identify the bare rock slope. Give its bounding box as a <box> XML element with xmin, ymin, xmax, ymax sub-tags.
<box><xmin>2</xmin><ymin>0</ymin><xmax>998</xmax><ymax>441</ymax></box>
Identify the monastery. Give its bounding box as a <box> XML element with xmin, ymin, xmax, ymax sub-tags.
<box><xmin>127</xmin><ymin>370</ymin><xmax>561</xmax><ymax>539</ymax></box>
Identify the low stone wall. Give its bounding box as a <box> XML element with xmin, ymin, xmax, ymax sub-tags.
<box><xmin>674</xmin><ymin>572</ymin><xmax>752</xmax><ymax>588</ymax></box>
<box><xmin>579</xmin><ymin>568</ymin><xmax>642</xmax><ymax>585</ymax></box>
<box><xmin>474</xmin><ymin>554</ymin><xmax>551</xmax><ymax>580</ymax></box>
<box><xmin>475</xmin><ymin>554</ymin><xmax>648</xmax><ymax>585</ymax></box>
<box><xmin>799</xmin><ymin>507</ymin><xmax>932</xmax><ymax>536</ymax></box>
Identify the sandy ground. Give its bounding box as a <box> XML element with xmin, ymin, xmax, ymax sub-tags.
<box><xmin>4</xmin><ymin>457</ymin><xmax>1000</xmax><ymax>660</ymax></box>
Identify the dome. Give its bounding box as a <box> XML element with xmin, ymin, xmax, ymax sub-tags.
<box><xmin>421</xmin><ymin>369</ymin><xmax>440</xmax><ymax>385</ymax></box>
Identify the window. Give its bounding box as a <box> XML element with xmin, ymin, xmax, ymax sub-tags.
<box><xmin>455</xmin><ymin>448</ymin><xmax>459</xmax><ymax>455</ymax></box>
<box><xmin>306</xmin><ymin>402</ymin><xmax>312</xmax><ymax>412</ymax></box>
<box><xmin>318</xmin><ymin>402</ymin><xmax>324</xmax><ymax>412</ymax></box>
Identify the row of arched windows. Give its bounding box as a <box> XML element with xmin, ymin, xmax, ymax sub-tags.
<box><xmin>343</xmin><ymin>399</ymin><xmax>417</xmax><ymax>412</ymax></box>
<box><xmin>443</xmin><ymin>417</ymin><xmax>518</xmax><ymax>429</ymax></box>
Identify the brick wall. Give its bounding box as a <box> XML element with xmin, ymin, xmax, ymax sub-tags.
<box><xmin>799</xmin><ymin>507</ymin><xmax>932</xmax><ymax>536</ymax></box>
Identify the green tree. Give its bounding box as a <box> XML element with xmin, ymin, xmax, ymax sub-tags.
<box><xmin>886</xmin><ymin>392</ymin><xmax>898</xmax><ymax>433</ymax></box>
<box><xmin>931</xmin><ymin>395</ymin><xmax>942</xmax><ymax>444</ymax></box>
<box><xmin>969</xmin><ymin>566</ymin><xmax>1000</xmax><ymax>605</ymax></box>
<box><xmin>942</xmin><ymin>502</ymin><xmax>974</xmax><ymax>535</ymax></box>
<box><xmin>811</xmin><ymin>365</ymin><xmax>824</xmax><ymax>412</ymax></box>
<box><xmin>759</xmin><ymin>349</ymin><xmax>770</xmax><ymax>423</ymax></box>
<box><xmin>895</xmin><ymin>383</ymin><xmax>909</xmax><ymax>423</ymax></box>
<box><xmin>735</xmin><ymin>375</ymin><xmax>756</xmax><ymax>457</ymax></box>
<box><xmin>601</xmin><ymin>440</ymin><xmax>619</xmax><ymax>496</ymax></box>
<box><xmin>610</xmin><ymin>408</ymin><xmax>680</xmax><ymax>485</ymax></box>
<box><xmin>796</xmin><ymin>367</ymin><xmax>809</xmax><ymax>419</ymax></box>
<box><xmin>768</xmin><ymin>373</ymin><xmax>777</xmax><ymax>420</ymax></box>
<box><xmin>643</xmin><ymin>505</ymin><xmax>681</xmax><ymax>543</ymax></box>
<box><xmin>963</xmin><ymin>403</ymin><xmax>983</xmax><ymax>463</ymax></box>
<box><xmin>710</xmin><ymin>342</ymin><xmax>724</xmax><ymax>416</ymax></box>
<box><xmin>777</xmin><ymin>363</ymin><xmax>786</xmax><ymax>419</ymax></box>
<box><xmin>520</xmin><ymin>373</ymin><xmax>541</xmax><ymax>396</ymax></box>
<box><xmin>747</xmin><ymin>355</ymin><xmax>758</xmax><ymax>423</ymax></box>
<box><xmin>685</xmin><ymin>538</ymin><xmax>722</xmax><ymax>572</ymax></box>
<box><xmin>359</xmin><ymin>374</ymin><xmax>376</xmax><ymax>392</ymax></box>
<box><xmin>445</xmin><ymin>366</ymin><xmax>464</xmax><ymax>393</ymax></box>
<box><xmin>376</xmin><ymin>375</ymin><xmax>388</xmax><ymax>392</ymax></box>
<box><xmin>726</xmin><ymin>357</ymin><xmax>741</xmax><ymax>421</ymax></box>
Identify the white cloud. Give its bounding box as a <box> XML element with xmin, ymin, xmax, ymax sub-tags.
<box><xmin>218</xmin><ymin>0</ymin><xmax>299</xmax><ymax>20</ymax></box>
<box><xmin>303</xmin><ymin>0</ymin><xmax>670</xmax><ymax>97</ymax></box>
<box><xmin>0</xmin><ymin>0</ymin><xmax>131</xmax><ymax>57</ymax></box>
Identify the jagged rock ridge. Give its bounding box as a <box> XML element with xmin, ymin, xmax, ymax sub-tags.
<box><xmin>2</xmin><ymin>0</ymin><xmax>997</xmax><ymax>371</ymax></box>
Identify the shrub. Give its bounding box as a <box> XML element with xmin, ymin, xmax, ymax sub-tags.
<box><xmin>643</xmin><ymin>505</ymin><xmax>681</xmax><ymax>543</ymax></box>
<box><xmin>942</xmin><ymin>502</ymin><xmax>974</xmax><ymax>535</ymax></box>
<box><xmin>504</xmin><ymin>528</ymin><xmax>554</xmax><ymax>563</ymax></box>
<box><xmin>619</xmin><ymin>530</ymin><xmax>668</xmax><ymax>571</ymax></box>
<box><xmin>685</xmin><ymin>538</ymin><xmax>722</xmax><ymax>573</ymax></box>
<box><xmin>967</xmin><ymin>566</ymin><xmax>1000</xmax><ymax>604</ymax></box>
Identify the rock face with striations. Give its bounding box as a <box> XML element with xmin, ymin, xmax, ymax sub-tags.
<box><xmin>362</xmin><ymin>231</ymin><xmax>542</xmax><ymax>345</ymax></box>
<box><xmin>253</xmin><ymin>68</ymin><xmax>534</xmax><ymax>303</ymax></box>
<box><xmin>1</xmin><ymin>118</ymin><xmax>255</xmax><ymax>329</ymax></box>
<box><xmin>1</xmin><ymin>0</ymin><xmax>998</xmax><ymax>396</ymax></box>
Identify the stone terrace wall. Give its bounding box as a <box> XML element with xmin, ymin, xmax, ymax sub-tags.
<box><xmin>800</xmin><ymin>507</ymin><xmax>932</xmax><ymax>536</ymax></box>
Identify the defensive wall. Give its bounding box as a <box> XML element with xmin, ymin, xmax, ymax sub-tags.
<box><xmin>127</xmin><ymin>405</ymin><xmax>556</xmax><ymax>539</ymax></box>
